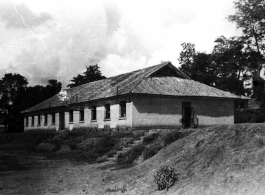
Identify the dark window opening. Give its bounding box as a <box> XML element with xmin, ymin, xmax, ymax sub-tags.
<box><xmin>44</xmin><ymin>113</ymin><xmax>48</xmax><ymax>125</ymax></box>
<box><xmin>69</xmin><ymin>109</ymin><xmax>74</xmax><ymax>123</ymax></box>
<box><xmin>105</xmin><ymin>104</ymin><xmax>110</xmax><ymax>119</ymax></box>
<box><xmin>80</xmin><ymin>109</ymin><xmax>84</xmax><ymax>122</ymax></box>
<box><xmin>31</xmin><ymin>115</ymin><xmax>34</xmax><ymax>126</ymax></box>
<box><xmin>91</xmin><ymin>106</ymin><xmax>97</xmax><ymax>120</ymax></box>
<box><xmin>26</xmin><ymin>116</ymin><xmax>28</xmax><ymax>126</ymax></box>
<box><xmin>119</xmin><ymin>101</ymin><xmax>126</xmax><ymax>118</ymax></box>
<box><xmin>52</xmin><ymin>112</ymin><xmax>56</xmax><ymax>124</ymax></box>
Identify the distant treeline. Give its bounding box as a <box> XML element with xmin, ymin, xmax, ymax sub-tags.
<box><xmin>0</xmin><ymin>64</ymin><xmax>106</xmax><ymax>132</ymax></box>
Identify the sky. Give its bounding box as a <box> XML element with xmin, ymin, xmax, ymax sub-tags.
<box><xmin>0</xmin><ymin>0</ymin><xmax>241</xmax><ymax>88</ymax></box>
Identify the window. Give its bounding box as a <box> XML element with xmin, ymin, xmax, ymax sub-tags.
<box><xmin>44</xmin><ymin>113</ymin><xmax>48</xmax><ymax>125</ymax></box>
<box><xmin>105</xmin><ymin>104</ymin><xmax>110</xmax><ymax>119</ymax></box>
<box><xmin>52</xmin><ymin>112</ymin><xmax>56</xmax><ymax>124</ymax></box>
<box><xmin>31</xmin><ymin>115</ymin><xmax>34</xmax><ymax>126</ymax></box>
<box><xmin>91</xmin><ymin>106</ymin><xmax>97</xmax><ymax>120</ymax></box>
<box><xmin>79</xmin><ymin>109</ymin><xmax>84</xmax><ymax>122</ymax></box>
<box><xmin>69</xmin><ymin>109</ymin><xmax>74</xmax><ymax>123</ymax></box>
<box><xmin>37</xmin><ymin>114</ymin><xmax>41</xmax><ymax>126</ymax></box>
<box><xmin>25</xmin><ymin>116</ymin><xmax>28</xmax><ymax>126</ymax></box>
<box><xmin>119</xmin><ymin>101</ymin><xmax>126</xmax><ymax>118</ymax></box>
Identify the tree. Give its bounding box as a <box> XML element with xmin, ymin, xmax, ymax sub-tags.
<box><xmin>178</xmin><ymin>37</ymin><xmax>258</xmax><ymax>96</ymax></box>
<box><xmin>228</xmin><ymin>0</ymin><xmax>265</xmax><ymax>74</ymax></box>
<box><xmin>178</xmin><ymin>43</ymin><xmax>196</xmax><ymax>75</ymax></box>
<box><xmin>45</xmin><ymin>79</ymin><xmax>62</xmax><ymax>99</ymax></box>
<box><xmin>0</xmin><ymin>73</ymin><xmax>28</xmax><ymax>132</ymax></box>
<box><xmin>0</xmin><ymin>73</ymin><xmax>62</xmax><ymax>132</ymax></box>
<box><xmin>22</xmin><ymin>80</ymin><xmax>62</xmax><ymax>110</ymax></box>
<box><xmin>178</xmin><ymin>42</ymin><xmax>215</xmax><ymax>86</ymax></box>
<box><xmin>67</xmin><ymin>64</ymin><xmax>106</xmax><ymax>88</ymax></box>
<box><xmin>211</xmin><ymin>36</ymin><xmax>248</xmax><ymax>94</ymax></box>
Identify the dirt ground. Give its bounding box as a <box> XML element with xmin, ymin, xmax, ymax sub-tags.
<box><xmin>2</xmin><ymin>124</ymin><xmax>265</xmax><ymax>195</ymax></box>
<box><xmin>0</xmin><ymin>150</ymin><xmax>135</xmax><ymax>195</ymax></box>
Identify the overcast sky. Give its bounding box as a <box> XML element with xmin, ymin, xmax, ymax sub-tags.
<box><xmin>0</xmin><ymin>0</ymin><xmax>241</xmax><ymax>87</ymax></box>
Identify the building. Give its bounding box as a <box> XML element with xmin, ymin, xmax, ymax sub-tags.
<box><xmin>22</xmin><ymin>62</ymin><xmax>249</xmax><ymax>132</ymax></box>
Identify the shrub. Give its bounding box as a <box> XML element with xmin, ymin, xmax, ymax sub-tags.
<box><xmin>143</xmin><ymin>146</ymin><xmax>162</xmax><ymax>160</ymax></box>
<box><xmin>143</xmin><ymin>133</ymin><xmax>159</xmax><ymax>144</ymax></box>
<box><xmin>36</xmin><ymin>142</ymin><xmax>57</xmax><ymax>152</ymax></box>
<box><xmin>76</xmin><ymin>150</ymin><xmax>99</xmax><ymax>162</ymax></box>
<box><xmin>121</xmin><ymin>137</ymin><xmax>134</xmax><ymax>147</ymax></box>
<box><xmin>235</xmin><ymin>108</ymin><xmax>265</xmax><ymax>123</ymax></box>
<box><xmin>132</xmin><ymin>131</ymin><xmax>145</xmax><ymax>140</ymax></box>
<box><xmin>26</xmin><ymin>134</ymin><xmax>54</xmax><ymax>152</ymax></box>
<box><xmin>106</xmin><ymin>149</ymin><xmax>118</xmax><ymax>157</ymax></box>
<box><xmin>116</xmin><ymin>144</ymin><xmax>145</xmax><ymax>166</ymax></box>
<box><xmin>161</xmin><ymin>131</ymin><xmax>183</xmax><ymax>146</ymax></box>
<box><xmin>74</xmin><ymin>135</ymin><xmax>117</xmax><ymax>162</ymax></box>
<box><xmin>154</xmin><ymin>165</ymin><xmax>178</xmax><ymax>191</ymax></box>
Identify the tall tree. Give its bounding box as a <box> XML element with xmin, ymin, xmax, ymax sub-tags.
<box><xmin>211</xmin><ymin>36</ymin><xmax>248</xmax><ymax>95</ymax></box>
<box><xmin>178</xmin><ymin>43</ymin><xmax>196</xmax><ymax>75</ymax></box>
<box><xmin>0</xmin><ymin>73</ymin><xmax>28</xmax><ymax>132</ymax></box>
<box><xmin>228</xmin><ymin>0</ymin><xmax>265</xmax><ymax>74</ymax></box>
<box><xmin>67</xmin><ymin>64</ymin><xmax>106</xmax><ymax>88</ymax></box>
<box><xmin>178</xmin><ymin>37</ymin><xmax>258</xmax><ymax>96</ymax></box>
<box><xmin>178</xmin><ymin>42</ymin><xmax>215</xmax><ymax>86</ymax></box>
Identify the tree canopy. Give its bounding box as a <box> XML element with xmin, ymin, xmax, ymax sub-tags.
<box><xmin>178</xmin><ymin>36</ymin><xmax>258</xmax><ymax>96</ymax></box>
<box><xmin>0</xmin><ymin>74</ymin><xmax>62</xmax><ymax>132</ymax></box>
<box><xmin>228</xmin><ymin>0</ymin><xmax>265</xmax><ymax>74</ymax></box>
<box><xmin>67</xmin><ymin>64</ymin><xmax>106</xmax><ymax>88</ymax></box>
<box><xmin>0</xmin><ymin>74</ymin><xmax>28</xmax><ymax>132</ymax></box>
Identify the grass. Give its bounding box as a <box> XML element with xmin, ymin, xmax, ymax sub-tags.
<box><xmin>116</xmin><ymin>144</ymin><xmax>146</xmax><ymax>166</ymax></box>
<box><xmin>143</xmin><ymin>146</ymin><xmax>162</xmax><ymax>160</ymax></box>
<box><xmin>36</xmin><ymin>142</ymin><xmax>57</xmax><ymax>152</ymax></box>
<box><xmin>161</xmin><ymin>130</ymin><xmax>186</xmax><ymax>146</ymax></box>
<box><xmin>143</xmin><ymin>133</ymin><xmax>159</xmax><ymax>144</ymax></box>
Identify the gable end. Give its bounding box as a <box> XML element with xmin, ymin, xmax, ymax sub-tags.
<box><xmin>148</xmin><ymin>63</ymin><xmax>189</xmax><ymax>79</ymax></box>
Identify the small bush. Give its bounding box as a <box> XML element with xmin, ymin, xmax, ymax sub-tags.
<box><xmin>154</xmin><ymin>165</ymin><xmax>178</xmax><ymax>191</ymax></box>
<box><xmin>235</xmin><ymin>108</ymin><xmax>265</xmax><ymax>123</ymax></box>
<box><xmin>161</xmin><ymin>131</ymin><xmax>183</xmax><ymax>146</ymax></box>
<box><xmin>132</xmin><ymin>132</ymin><xmax>145</xmax><ymax>140</ymax></box>
<box><xmin>116</xmin><ymin>144</ymin><xmax>145</xmax><ymax>166</ymax></box>
<box><xmin>143</xmin><ymin>146</ymin><xmax>161</xmax><ymax>160</ymax></box>
<box><xmin>121</xmin><ymin>137</ymin><xmax>134</xmax><ymax>147</ymax></box>
<box><xmin>75</xmin><ymin>150</ymin><xmax>99</xmax><ymax>162</ymax></box>
<box><xmin>143</xmin><ymin>133</ymin><xmax>159</xmax><ymax>144</ymax></box>
<box><xmin>73</xmin><ymin>135</ymin><xmax>117</xmax><ymax>162</ymax></box>
<box><xmin>25</xmin><ymin>134</ymin><xmax>54</xmax><ymax>152</ymax></box>
<box><xmin>106</xmin><ymin>150</ymin><xmax>118</xmax><ymax>157</ymax></box>
<box><xmin>96</xmin><ymin>156</ymin><xmax>108</xmax><ymax>163</ymax></box>
<box><xmin>36</xmin><ymin>142</ymin><xmax>57</xmax><ymax>152</ymax></box>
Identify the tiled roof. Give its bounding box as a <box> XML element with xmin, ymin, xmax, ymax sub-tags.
<box><xmin>132</xmin><ymin>77</ymin><xmax>241</xmax><ymax>98</ymax></box>
<box><xmin>23</xmin><ymin>62</ymin><xmax>249</xmax><ymax>113</ymax></box>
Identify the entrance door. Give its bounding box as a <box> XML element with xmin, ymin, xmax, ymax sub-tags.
<box><xmin>59</xmin><ymin>111</ymin><xmax>65</xmax><ymax>130</ymax></box>
<box><xmin>182</xmin><ymin>102</ymin><xmax>193</xmax><ymax>128</ymax></box>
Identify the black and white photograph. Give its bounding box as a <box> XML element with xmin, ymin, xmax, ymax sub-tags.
<box><xmin>0</xmin><ymin>0</ymin><xmax>265</xmax><ymax>194</ymax></box>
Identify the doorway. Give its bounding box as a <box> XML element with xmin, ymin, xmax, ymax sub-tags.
<box><xmin>59</xmin><ymin>111</ymin><xmax>65</xmax><ymax>130</ymax></box>
<box><xmin>182</xmin><ymin>102</ymin><xmax>193</xmax><ymax>128</ymax></box>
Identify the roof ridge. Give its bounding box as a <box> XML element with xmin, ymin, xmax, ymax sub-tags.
<box><xmin>144</xmin><ymin>62</ymin><xmax>169</xmax><ymax>78</ymax></box>
<box><xmin>130</xmin><ymin>63</ymin><xmax>168</xmax><ymax>93</ymax></box>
